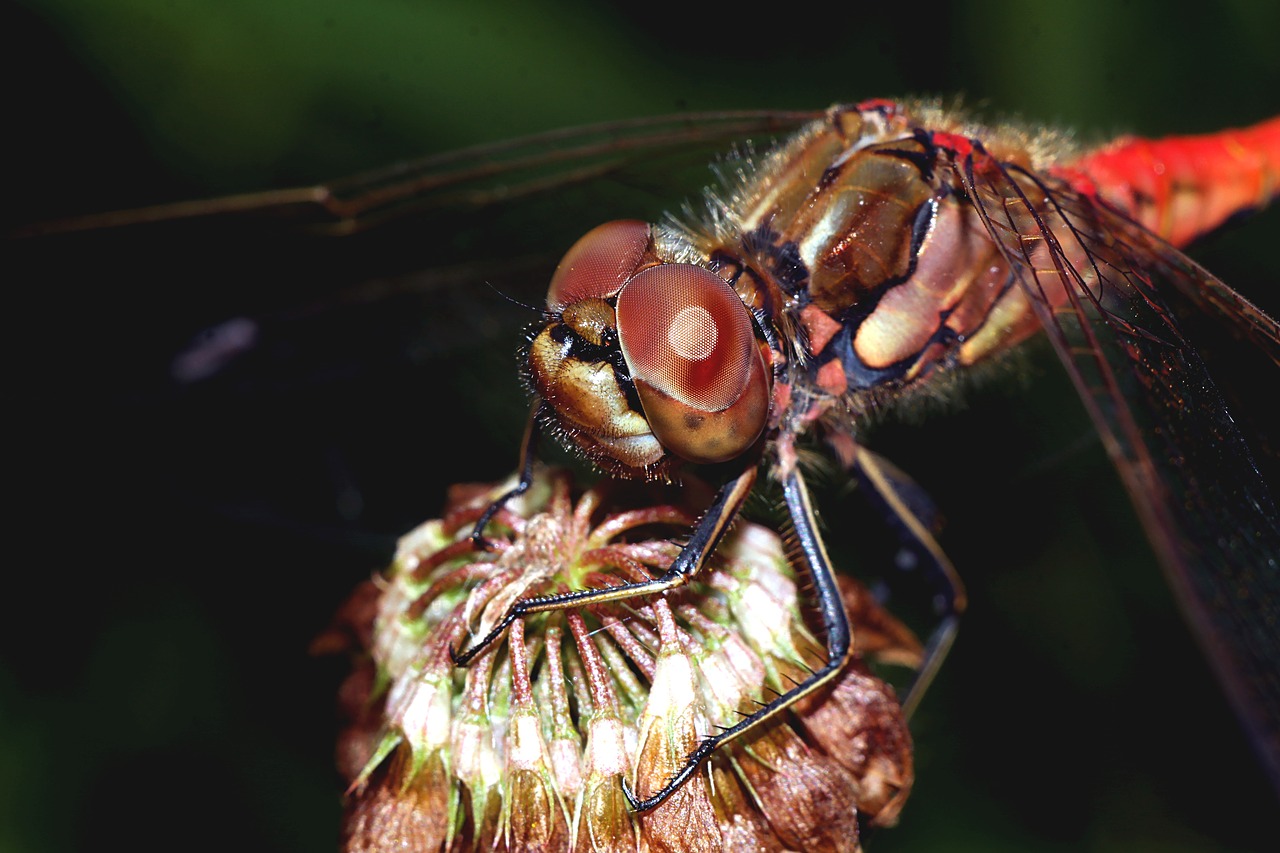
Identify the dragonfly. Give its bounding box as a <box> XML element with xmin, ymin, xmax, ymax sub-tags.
<box><xmin>437</xmin><ymin>99</ymin><xmax>1280</xmax><ymax>809</ymax></box>
<box><xmin>14</xmin><ymin>100</ymin><xmax>1280</xmax><ymax>817</ymax></box>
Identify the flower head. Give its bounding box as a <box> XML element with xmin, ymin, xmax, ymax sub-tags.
<box><xmin>324</xmin><ymin>469</ymin><xmax>919</xmax><ymax>851</ymax></box>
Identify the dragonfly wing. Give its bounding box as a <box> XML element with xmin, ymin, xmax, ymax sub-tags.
<box><xmin>15</xmin><ymin>110</ymin><xmax>821</xmax><ymax>392</ymax></box>
<box><xmin>1102</xmin><ymin>204</ymin><xmax>1280</xmax><ymax>368</ymax></box>
<box><xmin>15</xmin><ymin>110</ymin><xmax>818</xmax><ymax>237</ymax></box>
<box><xmin>11</xmin><ymin>111</ymin><xmax>821</xmax><ymax>546</ymax></box>
<box><xmin>960</xmin><ymin>153</ymin><xmax>1280</xmax><ymax>788</ymax></box>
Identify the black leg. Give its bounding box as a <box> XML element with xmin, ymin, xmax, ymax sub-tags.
<box><xmin>850</xmin><ymin>445</ymin><xmax>966</xmax><ymax>718</ymax></box>
<box><xmin>470</xmin><ymin>402</ymin><xmax>545</xmax><ymax>548</ymax></box>
<box><xmin>621</xmin><ymin>448</ymin><xmax>853</xmax><ymax>811</ymax></box>
<box><xmin>450</xmin><ymin>463</ymin><xmax>758</xmax><ymax>667</ymax></box>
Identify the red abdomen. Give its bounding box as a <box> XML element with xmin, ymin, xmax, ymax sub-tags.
<box><xmin>1063</xmin><ymin>116</ymin><xmax>1280</xmax><ymax>247</ymax></box>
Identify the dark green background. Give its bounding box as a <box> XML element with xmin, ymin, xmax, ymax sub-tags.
<box><xmin>5</xmin><ymin>1</ymin><xmax>1279</xmax><ymax>851</ymax></box>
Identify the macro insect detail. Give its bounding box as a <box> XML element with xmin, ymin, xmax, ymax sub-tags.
<box><xmin>449</xmin><ymin>99</ymin><xmax>1280</xmax><ymax>809</ymax></box>
<box><xmin>23</xmin><ymin>92</ymin><xmax>1275</xmax><ymax>838</ymax></box>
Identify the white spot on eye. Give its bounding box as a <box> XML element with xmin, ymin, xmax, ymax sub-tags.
<box><xmin>668</xmin><ymin>305</ymin><xmax>718</xmax><ymax>360</ymax></box>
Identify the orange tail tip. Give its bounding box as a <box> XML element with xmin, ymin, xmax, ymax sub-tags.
<box><xmin>1063</xmin><ymin>116</ymin><xmax>1280</xmax><ymax>247</ymax></box>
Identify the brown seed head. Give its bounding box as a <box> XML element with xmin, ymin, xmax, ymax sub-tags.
<box><xmin>326</xmin><ymin>468</ymin><xmax>919</xmax><ymax>851</ymax></box>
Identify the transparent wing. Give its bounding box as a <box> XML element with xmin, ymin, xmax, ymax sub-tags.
<box><xmin>14</xmin><ymin>109</ymin><xmax>819</xmax><ymax>385</ymax></box>
<box><xmin>14</xmin><ymin>111</ymin><xmax>818</xmax><ymax>237</ymax></box>
<box><xmin>960</xmin><ymin>151</ymin><xmax>1280</xmax><ymax>786</ymax></box>
<box><xmin>10</xmin><ymin>110</ymin><xmax>815</xmax><ymax>544</ymax></box>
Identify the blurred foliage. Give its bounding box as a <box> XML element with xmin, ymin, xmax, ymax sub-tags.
<box><xmin>5</xmin><ymin>1</ymin><xmax>1279</xmax><ymax>851</ymax></box>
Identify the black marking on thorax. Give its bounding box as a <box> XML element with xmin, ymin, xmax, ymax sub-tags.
<box><xmin>742</xmin><ymin>224</ymin><xmax>809</xmax><ymax>297</ymax></box>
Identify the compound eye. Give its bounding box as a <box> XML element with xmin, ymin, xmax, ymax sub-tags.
<box><xmin>616</xmin><ymin>264</ymin><xmax>754</xmax><ymax>411</ymax></box>
<box><xmin>616</xmin><ymin>264</ymin><xmax>769</xmax><ymax>463</ymax></box>
<box><xmin>546</xmin><ymin>220</ymin><xmax>650</xmax><ymax>311</ymax></box>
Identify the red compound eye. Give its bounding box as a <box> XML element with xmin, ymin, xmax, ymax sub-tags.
<box><xmin>615</xmin><ymin>264</ymin><xmax>770</xmax><ymax>463</ymax></box>
<box><xmin>616</xmin><ymin>265</ymin><xmax>754</xmax><ymax>410</ymax></box>
<box><xmin>546</xmin><ymin>220</ymin><xmax>650</xmax><ymax>310</ymax></box>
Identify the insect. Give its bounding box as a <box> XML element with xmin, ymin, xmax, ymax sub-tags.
<box><xmin>14</xmin><ymin>99</ymin><xmax>1279</xmax><ymax>831</ymax></box>
<box><xmin>439</xmin><ymin>100</ymin><xmax>1280</xmax><ymax>809</ymax></box>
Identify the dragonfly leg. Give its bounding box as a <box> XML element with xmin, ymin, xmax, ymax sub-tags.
<box><xmin>469</xmin><ymin>402</ymin><xmax>545</xmax><ymax>549</ymax></box>
<box><xmin>849</xmin><ymin>444</ymin><xmax>966</xmax><ymax>719</ymax></box>
<box><xmin>450</xmin><ymin>462</ymin><xmax>758</xmax><ymax>667</ymax></box>
<box><xmin>621</xmin><ymin>442</ymin><xmax>853</xmax><ymax>811</ymax></box>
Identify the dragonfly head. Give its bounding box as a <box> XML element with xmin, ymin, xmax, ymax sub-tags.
<box><xmin>527</xmin><ymin>220</ymin><xmax>773</xmax><ymax>480</ymax></box>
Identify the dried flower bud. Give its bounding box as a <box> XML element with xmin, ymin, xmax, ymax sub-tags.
<box><xmin>326</xmin><ymin>468</ymin><xmax>920</xmax><ymax>851</ymax></box>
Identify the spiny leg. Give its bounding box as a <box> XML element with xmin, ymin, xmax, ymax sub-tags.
<box><xmin>850</xmin><ymin>445</ymin><xmax>966</xmax><ymax>719</ymax></box>
<box><xmin>621</xmin><ymin>453</ymin><xmax>853</xmax><ymax>811</ymax></box>
<box><xmin>450</xmin><ymin>464</ymin><xmax>757</xmax><ymax>667</ymax></box>
<box><xmin>469</xmin><ymin>402</ymin><xmax>545</xmax><ymax>549</ymax></box>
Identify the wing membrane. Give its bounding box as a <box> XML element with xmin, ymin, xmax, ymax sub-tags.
<box><xmin>961</xmin><ymin>151</ymin><xmax>1280</xmax><ymax>786</ymax></box>
<box><xmin>13</xmin><ymin>110</ymin><xmax>819</xmax><ymax>399</ymax></box>
<box><xmin>14</xmin><ymin>110</ymin><xmax>817</xmax><ymax>237</ymax></box>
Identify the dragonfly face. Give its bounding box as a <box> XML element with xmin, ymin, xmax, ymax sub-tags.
<box><xmin>528</xmin><ymin>219</ymin><xmax>774</xmax><ymax>478</ymax></box>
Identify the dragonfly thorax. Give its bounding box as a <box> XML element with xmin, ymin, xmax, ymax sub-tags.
<box><xmin>528</xmin><ymin>220</ymin><xmax>774</xmax><ymax>480</ymax></box>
